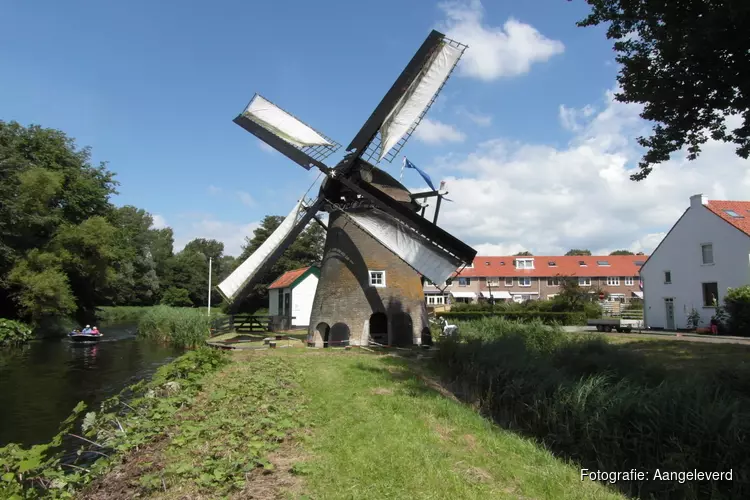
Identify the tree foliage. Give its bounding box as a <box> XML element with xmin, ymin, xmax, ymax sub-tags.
<box><xmin>609</xmin><ymin>249</ymin><xmax>634</xmax><ymax>255</ymax></box>
<box><xmin>513</xmin><ymin>251</ymin><xmax>533</xmax><ymax>256</ymax></box>
<box><xmin>565</xmin><ymin>249</ymin><xmax>592</xmax><ymax>256</ymax></box>
<box><xmin>573</xmin><ymin>0</ymin><xmax>750</xmax><ymax>180</ymax></box>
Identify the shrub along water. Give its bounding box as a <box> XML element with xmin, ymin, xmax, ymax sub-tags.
<box><xmin>137</xmin><ymin>306</ymin><xmax>226</xmax><ymax>348</ymax></box>
<box><xmin>433</xmin><ymin>317</ymin><xmax>749</xmax><ymax>499</ymax></box>
<box><xmin>0</xmin><ymin>319</ymin><xmax>33</xmax><ymax>347</ymax></box>
<box><xmin>96</xmin><ymin>306</ymin><xmax>154</xmax><ymax>324</ymax></box>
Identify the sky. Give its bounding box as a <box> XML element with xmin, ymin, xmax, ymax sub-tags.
<box><xmin>2</xmin><ymin>0</ymin><xmax>749</xmax><ymax>258</ymax></box>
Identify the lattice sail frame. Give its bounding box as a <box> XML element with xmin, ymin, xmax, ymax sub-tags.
<box><xmin>240</xmin><ymin>93</ymin><xmax>341</xmax><ymax>163</ymax></box>
<box><xmin>360</xmin><ymin>36</ymin><xmax>467</xmax><ymax>164</ymax></box>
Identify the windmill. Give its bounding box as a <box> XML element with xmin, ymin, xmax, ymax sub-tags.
<box><xmin>217</xmin><ymin>30</ymin><xmax>477</xmax><ymax>347</ymax></box>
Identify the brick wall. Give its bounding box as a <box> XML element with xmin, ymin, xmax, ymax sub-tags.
<box><xmin>308</xmin><ymin>211</ymin><xmax>427</xmax><ymax>347</ymax></box>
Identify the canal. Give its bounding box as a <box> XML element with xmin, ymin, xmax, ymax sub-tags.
<box><xmin>0</xmin><ymin>324</ymin><xmax>183</xmax><ymax>447</ymax></box>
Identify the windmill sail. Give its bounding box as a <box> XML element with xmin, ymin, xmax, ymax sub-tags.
<box><xmin>217</xmin><ymin>198</ymin><xmax>321</xmax><ymax>304</ymax></box>
<box><xmin>243</xmin><ymin>95</ymin><xmax>332</xmax><ymax>147</ymax></box>
<box><xmin>379</xmin><ymin>42</ymin><xmax>463</xmax><ymax>160</ymax></box>
<box><xmin>343</xmin><ymin>209</ymin><xmax>462</xmax><ymax>286</ymax></box>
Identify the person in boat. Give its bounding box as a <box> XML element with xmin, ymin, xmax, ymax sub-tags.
<box><xmin>82</xmin><ymin>325</ymin><xmax>92</xmax><ymax>334</ymax></box>
<box><xmin>91</xmin><ymin>326</ymin><xmax>100</xmax><ymax>336</ymax></box>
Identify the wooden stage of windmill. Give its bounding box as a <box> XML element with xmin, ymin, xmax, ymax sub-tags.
<box><xmin>216</xmin><ymin>30</ymin><xmax>477</xmax><ymax>348</ymax></box>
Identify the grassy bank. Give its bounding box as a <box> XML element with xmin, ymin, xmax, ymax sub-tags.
<box><xmin>433</xmin><ymin>317</ymin><xmax>750</xmax><ymax>498</ymax></box>
<box><xmin>137</xmin><ymin>305</ymin><xmax>226</xmax><ymax>348</ymax></box>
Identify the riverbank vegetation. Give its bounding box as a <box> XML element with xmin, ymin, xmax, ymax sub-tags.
<box><xmin>0</xmin><ymin>318</ymin><xmax>33</xmax><ymax>347</ymax></box>
<box><xmin>432</xmin><ymin>316</ymin><xmax>750</xmax><ymax>498</ymax></box>
<box><xmin>136</xmin><ymin>306</ymin><xmax>227</xmax><ymax>348</ymax></box>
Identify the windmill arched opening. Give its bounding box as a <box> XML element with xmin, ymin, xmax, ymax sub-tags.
<box><xmin>391</xmin><ymin>312</ymin><xmax>413</xmax><ymax>346</ymax></box>
<box><xmin>329</xmin><ymin>323</ymin><xmax>350</xmax><ymax>347</ymax></box>
<box><xmin>316</xmin><ymin>322</ymin><xmax>330</xmax><ymax>348</ymax></box>
<box><xmin>369</xmin><ymin>312</ymin><xmax>388</xmax><ymax>345</ymax></box>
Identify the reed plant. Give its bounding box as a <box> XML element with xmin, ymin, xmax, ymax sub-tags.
<box><xmin>434</xmin><ymin>316</ymin><xmax>750</xmax><ymax>498</ymax></box>
<box><xmin>137</xmin><ymin>306</ymin><xmax>226</xmax><ymax>348</ymax></box>
<box><xmin>97</xmin><ymin>306</ymin><xmax>154</xmax><ymax>324</ymax></box>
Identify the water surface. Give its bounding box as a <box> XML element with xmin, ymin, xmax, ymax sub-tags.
<box><xmin>0</xmin><ymin>324</ymin><xmax>182</xmax><ymax>447</ymax></box>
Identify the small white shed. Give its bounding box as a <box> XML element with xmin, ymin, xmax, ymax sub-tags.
<box><xmin>268</xmin><ymin>266</ymin><xmax>320</xmax><ymax>327</ymax></box>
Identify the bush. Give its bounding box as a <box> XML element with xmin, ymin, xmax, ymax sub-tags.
<box><xmin>137</xmin><ymin>306</ymin><xmax>226</xmax><ymax>348</ymax></box>
<box><xmin>161</xmin><ymin>287</ymin><xmax>193</xmax><ymax>307</ymax></box>
<box><xmin>724</xmin><ymin>285</ymin><xmax>750</xmax><ymax>336</ymax></box>
<box><xmin>433</xmin><ymin>330</ymin><xmax>749</xmax><ymax>498</ymax></box>
<box><xmin>96</xmin><ymin>306</ymin><xmax>153</xmax><ymax>324</ymax></box>
<box><xmin>438</xmin><ymin>310</ymin><xmax>586</xmax><ymax>326</ymax></box>
<box><xmin>0</xmin><ymin>318</ymin><xmax>33</xmax><ymax>347</ymax></box>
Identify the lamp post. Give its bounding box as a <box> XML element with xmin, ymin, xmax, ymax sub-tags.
<box><xmin>207</xmin><ymin>257</ymin><xmax>212</xmax><ymax>317</ymax></box>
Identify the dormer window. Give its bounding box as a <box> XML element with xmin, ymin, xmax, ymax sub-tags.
<box><xmin>484</xmin><ymin>261</ymin><xmax>490</xmax><ymax>266</ymax></box>
<box><xmin>466</xmin><ymin>262</ymin><xmax>474</xmax><ymax>269</ymax></box>
<box><xmin>515</xmin><ymin>258</ymin><xmax>534</xmax><ymax>270</ymax></box>
<box><xmin>579</xmin><ymin>260</ymin><xmax>587</xmax><ymax>267</ymax></box>
<box><xmin>548</xmin><ymin>261</ymin><xmax>556</xmax><ymax>267</ymax></box>
<box><xmin>596</xmin><ymin>260</ymin><xmax>610</xmax><ymax>266</ymax></box>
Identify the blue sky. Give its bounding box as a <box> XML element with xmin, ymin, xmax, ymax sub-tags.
<box><xmin>3</xmin><ymin>0</ymin><xmax>747</xmax><ymax>256</ymax></box>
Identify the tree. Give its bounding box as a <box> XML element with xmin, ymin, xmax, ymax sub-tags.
<box><xmin>609</xmin><ymin>249</ymin><xmax>634</xmax><ymax>255</ymax></box>
<box><xmin>514</xmin><ymin>251</ymin><xmax>533</xmax><ymax>256</ymax></box>
<box><xmin>573</xmin><ymin>0</ymin><xmax>750</xmax><ymax>180</ymax></box>
<box><xmin>565</xmin><ymin>249</ymin><xmax>592</xmax><ymax>256</ymax></box>
<box><xmin>161</xmin><ymin>287</ymin><xmax>193</xmax><ymax>307</ymax></box>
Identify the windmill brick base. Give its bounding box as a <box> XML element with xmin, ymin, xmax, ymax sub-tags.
<box><xmin>307</xmin><ymin>210</ymin><xmax>428</xmax><ymax>347</ymax></box>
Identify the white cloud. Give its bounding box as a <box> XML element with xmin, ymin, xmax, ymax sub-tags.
<box><xmin>414</xmin><ymin>118</ymin><xmax>466</xmax><ymax>144</ymax></box>
<box><xmin>173</xmin><ymin>216</ymin><xmax>259</xmax><ymax>257</ymax></box>
<box><xmin>151</xmin><ymin>214</ymin><xmax>168</xmax><ymax>230</ymax></box>
<box><xmin>437</xmin><ymin>0</ymin><xmax>564</xmax><ymax>81</ymax></box>
<box><xmin>558</xmin><ymin>104</ymin><xmax>596</xmax><ymax>132</ymax></box>
<box><xmin>457</xmin><ymin>107</ymin><xmax>492</xmax><ymax>126</ymax></box>
<box><xmin>237</xmin><ymin>191</ymin><xmax>254</xmax><ymax>206</ymax></box>
<box><xmin>208</xmin><ymin>185</ymin><xmax>222</xmax><ymax>195</ymax></box>
<box><xmin>426</xmin><ymin>89</ymin><xmax>750</xmax><ymax>255</ymax></box>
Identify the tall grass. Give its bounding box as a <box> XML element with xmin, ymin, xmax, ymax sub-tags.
<box><xmin>434</xmin><ymin>317</ymin><xmax>750</xmax><ymax>499</ymax></box>
<box><xmin>137</xmin><ymin>306</ymin><xmax>226</xmax><ymax>348</ymax></box>
<box><xmin>97</xmin><ymin>306</ymin><xmax>154</xmax><ymax>324</ymax></box>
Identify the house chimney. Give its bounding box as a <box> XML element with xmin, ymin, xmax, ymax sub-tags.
<box><xmin>690</xmin><ymin>194</ymin><xmax>708</xmax><ymax>209</ymax></box>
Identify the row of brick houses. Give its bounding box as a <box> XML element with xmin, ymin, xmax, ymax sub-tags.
<box><xmin>423</xmin><ymin>255</ymin><xmax>647</xmax><ymax>305</ymax></box>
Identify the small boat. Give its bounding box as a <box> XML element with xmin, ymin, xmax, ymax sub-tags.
<box><xmin>68</xmin><ymin>330</ymin><xmax>103</xmax><ymax>342</ymax></box>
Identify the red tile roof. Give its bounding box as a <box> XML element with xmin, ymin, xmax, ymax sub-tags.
<box><xmin>452</xmin><ymin>255</ymin><xmax>647</xmax><ymax>278</ymax></box>
<box><xmin>268</xmin><ymin>267</ymin><xmax>311</xmax><ymax>289</ymax></box>
<box><xmin>706</xmin><ymin>200</ymin><xmax>750</xmax><ymax>236</ymax></box>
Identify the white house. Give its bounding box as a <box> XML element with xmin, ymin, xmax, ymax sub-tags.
<box><xmin>641</xmin><ymin>194</ymin><xmax>750</xmax><ymax>330</ymax></box>
<box><xmin>268</xmin><ymin>266</ymin><xmax>320</xmax><ymax>327</ymax></box>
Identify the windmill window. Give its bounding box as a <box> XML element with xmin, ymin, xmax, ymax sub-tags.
<box><xmin>369</xmin><ymin>270</ymin><xmax>386</xmax><ymax>287</ymax></box>
<box><xmin>701</xmin><ymin>243</ymin><xmax>714</xmax><ymax>264</ymax></box>
<box><xmin>664</xmin><ymin>271</ymin><xmax>672</xmax><ymax>284</ymax></box>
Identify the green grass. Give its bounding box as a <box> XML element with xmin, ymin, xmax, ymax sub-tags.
<box><xmin>137</xmin><ymin>305</ymin><xmax>226</xmax><ymax>348</ymax></box>
<box><xmin>288</xmin><ymin>350</ymin><xmax>620</xmax><ymax>500</ymax></box>
<box><xmin>434</xmin><ymin>316</ymin><xmax>750</xmax><ymax>498</ymax></box>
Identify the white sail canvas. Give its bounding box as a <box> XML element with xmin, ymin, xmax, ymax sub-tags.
<box><xmin>346</xmin><ymin>209</ymin><xmax>462</xmax><ymax>286</ymax></box>
<box><xmin>217</xmin><ymin>200</ymin><xmax>306</xmax><ymax>302</ymax></box>
<box><xmin>243</xmin><ymin>95</ymin><xmax>332</xmax><ymax>148</ymax></box>
<box><xmin>379</xmin><ymin>43</ymin><xmax>462</xmax><ymax>160</ymax></box>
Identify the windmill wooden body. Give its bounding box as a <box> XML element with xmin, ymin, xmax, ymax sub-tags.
<box><xmin>216</xmin><ymin>30</ymin><xmax>476</xmax><ymax>347</ymax></box>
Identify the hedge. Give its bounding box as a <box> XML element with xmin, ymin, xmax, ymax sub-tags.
<box><xmin>436</xmin><ymin>311</ymin><xmax>587</xmax><ymax>326</ymax></box>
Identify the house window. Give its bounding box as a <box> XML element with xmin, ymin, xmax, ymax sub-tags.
<box><xmin>515</xmin><ymin>258</ymin><xmax>534</xmax><ymax>269</ymax></box>
<box><xmin>426</xmin><ymin>295</ymin><xmax>446</xmax><ymax>305</ymax></box>
<box><xmin>607</xmin><ymin>277</ymin><xmax>620</xmax><ymax>286</ymax></box>
<box><xmin>624</xmin><ymin>277</ymin><xmax>634</xmax><ymax>286</ymax></box>
<box><xmin>579</xmin><ymin>277</ymin><xmax>591</xmax><ymax>287</ymax></box>
<box><xmin>547</xmin><ymin>278</ymin><xmax>559</xmax><ymax>286</ymax></box>
<box><xmin>548</xmin><ymin>261</ymin><xmax>557</xmax><ymax>267</ymax></box>
<box><xmin>664</xmin><ymin>271</ymin><xmax>672</xmax><ymax>284</ymax></box>
<box><xmin>458</xmin><ymin>277</ymin><xmax>470</xmax><ymax>287</ymax></box>
<box><xmin>369</xmin><ymin>270</ymin><xmax>386</xmax><ymax>287</ymax></box>
<box><xmin>519</xmin><ymin>277</ymin><xmax>531</xmax><ymax>287</ymax></box>
<box><xmin>702</xmin><ymin>282</ymin><xmax>719</xmax><ymax>307</ymax></box>
<box><xmin>701</xmin><ymin>244</ymin><xmax>714</xmax><ymax>264</ymax></box>
<box><xmin>579</xmin><ymin>260</ymin><xmax>587</xmax><ymax>267</ymax></box>
<box><xmin>487</xmin><ymin>278</ymin><xmax>499</xmax><ymax>287</ymax></box>
<box><xmin>505</xmin><ymin>277</ymin><xmax>513</xmax><ymax>286</ymax></box>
